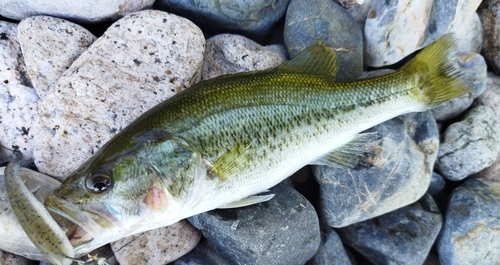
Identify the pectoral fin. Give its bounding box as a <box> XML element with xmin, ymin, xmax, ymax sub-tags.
<box><xmin>311</xmin><ymin>132</ymin><xmax>379</xmax><ymax>168</ymax></box>
<box><xmin>218</xmin><ymin>194</ymin><xmax>276</xmax><ymax>209</ymax></box>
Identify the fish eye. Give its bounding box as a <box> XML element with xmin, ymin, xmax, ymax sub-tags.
<box><xmin>86</xmin><ymin>173</ymin><xmax>112</xmax><ymax>193</ymax></box>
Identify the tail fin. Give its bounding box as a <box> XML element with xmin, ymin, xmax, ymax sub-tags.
<box><xmin>401</xmin><ymin>34</ymin><xmax>470</xmax><ymax>107</ymax></box>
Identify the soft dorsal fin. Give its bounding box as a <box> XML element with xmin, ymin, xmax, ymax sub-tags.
<box><xmin>276</xmin><ymin>41</ymin><xmax>338</xmax><ymax>77</ymax></box>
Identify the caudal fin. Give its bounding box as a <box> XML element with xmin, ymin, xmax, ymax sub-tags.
<box><xmin>402</xmin><ymin>34</ymin><xmax>470</xmax><ymax>107</ymax></box>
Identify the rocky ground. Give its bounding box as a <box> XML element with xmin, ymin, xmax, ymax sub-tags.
<box><xmin>0</xmin><ymin>0</ymin><xmax>499</xmax><ymax>264</ymax></box>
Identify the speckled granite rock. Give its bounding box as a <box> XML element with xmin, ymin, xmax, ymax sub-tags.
<box><xmin>437</xmin><ymin>178</ymin><xmax>500</xmax><ymax>264</ymax></box>
<box><xmin>34</xmin><ymin>10</ymin><xmax>205</xmax><ymax>178</ymax></box>
<box><xmin>0</xmin><ymin>250</ymin><xmax>32</xmax><ymax>265</ymax></box>
<box><xmin>431</xmin><ymin>52</ymin><xmax>487</xmax><ymax>121</ymax></box>
<box><xmin>314</xmin><ymin>111</ymin><xmax>438</xmax><ymax>227</ymax></box>
<box><xmin>0</xmin><ymin>21</ymin><xmax>30</xmax><ymax>87</ymax></box>
<box><xmin>202</xmin><ymin>34</ymin><xmax>288</xmax><ymax>80</ymax></box>
<box><xmin>111</xmin><ymin>221</ymin><xmax>201</xmax><ymax>265</ymax></box>
<box><xmin>17</xmin><ymin>16</ymin><xmax>96</xmax><ymax>98</ymax></box>
<box><xmin>0</xmin><ymin>84</ymin><xmax>39</xmax><ymax>165</ymax></box>
<box><xmin>0</xmin><ymin>0</ymin><xmax>155</xmax><ymax>23</ymax></box>
<box><xmin>188</xmin><ymin>183</ymin><xmax>320</xmax><ymax>265</ymax></box>
<box><xmin>156</xmin><ymin>0</ymin><xmax>290</xmax><ymax>37</ymax></box>
<box><xmin>284</xmin><ymin>0</ymin><xmax>363</xmax><ymax>81</ymax></box>
<box><xmin>436</xmin><ymin>106</ymin><xmax>500</xmax><ymax>181</ymax></box>
<box><xmin>338</xmin><ymin>194</ymin><xmax>442</xmax><ymax>265</ymax></box>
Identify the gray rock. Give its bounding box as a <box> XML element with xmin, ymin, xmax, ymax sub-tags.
<box><xmin>0</xmin><ymin>0</ymin><xmax>155</xmax><ymax>23</ymax></box>
<box><xmin>479</xmin><ymin>0</ymin><xmax>500</xmax><ymax>73</ymax></box>
<box><xmin>475</xmin><ymin>72</ymin><xmax>500</xmax><ymax>120</ymax></box>
<box><xmin>156</xmin><ymin>0</ymin><xmax>290</xmax><ymax>37</ymax></box>
<box><xmin>437</xmin><ymin>178</ymin><xmax>500</xmax><ymax>264</ymax></box>
<box><xmin>172</xmin><ymin>240</ymin><xmax>231</xmax><ymax>265</ymax></box>
<box><xmin>0</xmin><ymin>21</ymin><xmax>30</xmax><ymax>87</ymax></box>
<box><xmin>306</xmin><ymin>226</ymin><xmax>354</xmax><ymax>265</ymax></box>
<box><xmin>423</xmin><ymin>0</ymin><xmax>460</xmax><ymax>47</ymax></box>
<box><xmin>314</xmin><ymin>111</ymin><xmax>439</xmax><ymax>227</ymax></box>
<box><xmin>427</xmin><ymin>172</ymin><xmax>446</xmax><ymax>197</ymax></box>
<box><xmin>284</xmin><ymin>0</ymin><xmax>363</xmax><ymax>81</ymax></box>
<box><xmin>0</xmin><ymin>250</ymin><xmax>32</xmax><ymax>265</ymax></box>
<box><xmin>431</xmin><ymin>52</ymin><xmax>487</xmax><ymax>121</ymax></box>
<box><xmin>202</xmin><ymin>34</ymin><xmax>288</xmax><ymax>80</ymax></box>
<box><xmin>111</xmin><ymin>220</ymin><xmax>201</xmax><ymax>265</ymax></box>
<box><xmin>34</xmin><ymin>10</ymin><xmax>205</xmax><ymax>178</ymax></box>
<box><xmin>338</xmin><ymin>194</ymin><xmax>443</xmax><ymax>265</ymax></box>
<box><xmin>436</xmin><ymin>106</ymin><xmax>500</xmax><ymax>181</ymax></box>
<box><xmin>450</xmin><ymin>12</ymin><xmax>483</xmax><ymax>54</ymax></box>
<box><xmin>0</xmin><ymin>84</ymin><xmax>39</xmax><ymax>165</ymax></box>
<box><xmin>17</xmin><ymin>16</ymin><xmax>96</xmax><ymax>98</ymax></box>
<box><xmin>188</xmin><ymin>183</ymin><xmax>320</xmax><ymax>265</ymax></box>
<box><xmin>345</xmin><ymin>0</ymin><xmax>373</xmax><ymax>27</ymax></box>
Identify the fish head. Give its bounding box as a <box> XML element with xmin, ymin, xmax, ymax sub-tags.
<box><xmin>44</xmin><ymin>134</ymin><xmax>203</xmax><ymax>253</ymax></box>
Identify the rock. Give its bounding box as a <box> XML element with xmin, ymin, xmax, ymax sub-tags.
<box><xmin>479</xmin><ymin>0</ymin><xmax>500</xmax><ymax>73</ymax></box>
<box><xmin>0</xmin><ymin>250</ymin><xmax>32</xmax><ymax>265</ymax></box>
<box><xmin>450</xmin><ymin>12</ymin><xmax>483</xmax><ymax>53</ymax></box>
<box><xmin>475</xmin><ymin>72</ymin><xmax>500</xmax><ymax>120</ymax></box>
<box><xmin>202</xmin><ymin>34</ymin><xmax>288</xmax><ymax>80</ymax></box>
<box><xmin>306</xmin><ymin>226</ymin><xmax>354</xmax><ymax>265</ymax></box>
<box><xmin>427</xmin><ymin>172</ymin><xmax>446</xmax><ymax>197</ymax></box>
<box><xmin>34</xmin><ymin>10</ymin><xmax>205</xmax><ymax>178</ymax></box>
<box><xmin>337</xmin><ymin>194</ymin><xmax>442</xmax><ymax>265</ymax></box>
<box><xmin>76</xmin><ymin>245</ymin><xmax>117</xmax><ymax>265</ymax></box>
<box><xmin>0</xmin><ymin>84</ymin><xmax>39</xmax><ymax>165</ymax></box>
<box><xmin>437</xmin><ymin>178</ymin><xmax>500</xmax><ymax>264</ymax></box>
<box><xmin>0</xmin><ymin>21</ymin><xmax>30</xmax><ymax>87</ymax></box>
<box><xmin>172</xmin><ymin>239</ymin><xmax>231</xmax><ymax>265</ymax></box>
<box><xmin>156</xmin><ymin>0</ymin><xmax>290</xmax><ymax>37</ymax></box>
<box><xmin>111</xmin><ymin>220</ymin><xmax>201</xmax><ymax>265</ymax></box>
<box><xmin>436</xmin><ymin>106</ymin><xmax>500</xmax><ymax>181</ymax></box>
<box><xmin>188</xmin><ymin>183</ymin><xmax>320</xmax><ymax>265</ymax></box>
<box><xmin>431</xmin><ymin>52</ymin><xmax>487</xmax><ymax>121</ymax></box>
<box><xmin>17</xmin><ymin>16</ymin><xmax>96</xmax><ymax>98</ymax></box>
<box><xmin>314</xmin><ymin>111</ymin><xmax>439</xmax><ymax>227</ymax></box>
<box><xmin>284</xmin><ymin>0</ymin><xmax>363</xmax><ymax>81</ymax></box>
<box><xmin>365</xmin><ymin>0</ymin><xmax>482</xmax><ymax>67</ymax></box>
<box><xmin>0</xmin><ymin>0</ymin><xmax>155</xmax><ymax>23</ymax></box>
<box><xmin>345</xmin><ymin>0</ymin><xmax>373</xmax><ymax>27</ymax></box>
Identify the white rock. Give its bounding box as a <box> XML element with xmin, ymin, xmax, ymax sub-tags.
<box><xmin>34</xmin><ymin>10</ymin><xmax>205</xmax><ymax>178</ymax></box>
<box><xmin>0</xmin><ymin>84</ymin><xmax>39</xmax><ymax>164</ymax></box>
<box><xmin>0</xmin><ymin>21</ymin><xmax>30</xmax><ymax>87</ymax></box>
<box><xmin>364</xmin><ymin>0</ymin><xmax>433</xmax><ymax>67</ymax></box>
<box><xmin>0</xmin><ymin>0</ymin><xmax>155</xmax><ymax>23</ymax></box>
<box><xmin>202</xmin><ymin>34</ymin><xmax>288</xmax><ymax>80</ymax></box>
<box><xmin>18</xmin><ymin>16</ymin><xmax>96</xmax><ymax>98</ymax></box>
<box><xmin>111</xmin><ymin>220</ymin><xmax>201</xmax><ymax>265</ymax></box>
<box><xmin>450</xmin><ymin>12</ymin><xmax>482</xmax><ymax>53</ymax></box>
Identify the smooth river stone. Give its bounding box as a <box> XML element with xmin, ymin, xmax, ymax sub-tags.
<box><xmin>17</xmin><ymin>16</ymin><xmax>96</xmax><ymax>98</ymax></box>
<box><xmin>479</xmin><ymin>0</ymin><xmax>500</xmax><ymax>73</ymax></box>
<box><xmin>34</xmin><ymin>10</ymin><xmax>205</xmax><ymax>178</ymax></box>
<box><xmin>314</xmin><ymin>111</ymin><xmax>438</xmax><ymax>227</ymax></box>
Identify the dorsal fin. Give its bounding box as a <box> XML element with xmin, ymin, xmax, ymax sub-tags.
<box><xmin>277</xmin><ymin>41</ymin><xmax>338</xmax><ymax>77</ymax></box>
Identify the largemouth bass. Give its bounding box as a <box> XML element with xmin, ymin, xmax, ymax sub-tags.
<box><xmin>44</xmin><ymin>35</ymin><xmax>468</xmax><ymax>253</ymax></box>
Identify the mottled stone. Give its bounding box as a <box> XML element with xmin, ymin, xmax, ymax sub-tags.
<box><xmin>156</xmin><ymin>0</ymin><xmax>290</xmax><ymax>37</ymax></box>
<box><xmin>437</xmin><ymin>178</ymin><xmax>500</xmax><ymax>264</ymax></box>
<box><xmin>284</xmin><ymin>0</ymin><xmax>363</xmax><ymax>81</ymax></box>
<box><xmin>338</xmin><ymin>194</ymin><xmax>442</xmax><ymax>265</ymax></box>
<box><xmin>34</xmin><ymin>10</ymin><xmax>205</xmax><ymax>178</ymax></box>
<box><xmin>436</xmin><ymin>106</ymin><xmax>500</xmax><ymax>181</ymax></box>
<box><xmin>0</xmin><ymin>21</ymin><xmax>30</xmax><ymax>87</ymax></box>
<box><xmin>0</xmin><ymin>84</ymin><xmax>39</xmax><ymax>165</ymax></box>
<box><xmin>431</xmin><ymin>52</ymin><xmax>487</xmax><ymax>121</ymax></box>
<box><xmin>111</xmin><ymin>220</ymin><xmax>201</xmax><ymax>265</ymax></box>
<box><xmin>18</xmin><ymin>16</ymin><xmax>96</xmax><ymax>98</ymax></box>
<box><xmin>314</xmin><ymin>111</ymin><xmax>439</xmax><ymax>227</ymax></box>
<box><xmin>479</xmin><ymin>0</ymin><xmax>500</xmax><ymax>73</ymax></box>
<box><xmin>172</xmin><ymin>240</ymin><xmax>231</xmax><ymax>265</ymax></box>
<box><xmin>0</xmin><ymin>250</ymin><xmax>32</xmax><ymax>265</ymax></box>
<box><xmin>306</xmin><ymin>226</ymin><xmax>354</xmax><ymax>265</ymax></box>
<box><xmin>188</xmin><ymin>183</ymin><xmax>320</xmax><ymax>265</ymax></box>
<box><xmin>202</xmin><ymin>34</ymin><xmax>287</xmax><ymax>80</ymax></box>
<box><xmin>0</xmin><ymin>0</ymin><xmax>155</xmax><ymax>23</ymax></box>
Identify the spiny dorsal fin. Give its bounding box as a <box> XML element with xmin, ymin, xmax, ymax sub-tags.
<box><xmin>276</xmin><ymin>41</ymin><xmax>338</xmax><ymax>77</ymax></box>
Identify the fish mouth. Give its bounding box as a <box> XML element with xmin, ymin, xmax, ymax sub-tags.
<box><xmin>44</xmin><ymin>195</ymin><xmax>118</xmax><ymax>255</ymax></box>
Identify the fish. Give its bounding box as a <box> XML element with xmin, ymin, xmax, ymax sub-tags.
<box><xmin>43</xmin><ymin>34</ymin><xmax>469</xmax><ymax>253</ymax></box>
<box><xmin>4</xmin><ymin>151</ymin><xmax>75</xmax><ymax>265</ymax></box>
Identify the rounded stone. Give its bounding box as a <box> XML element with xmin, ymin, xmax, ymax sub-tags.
<box><xmin>284</xmin><ymin>0</ymin><xmax>363</xmax><ymax>81</ymax></box>
<box><xmin>479</xmin><ymin>0</ymin><xmax>500</xmax><ymax>73</ymax></box>
<box><xmin>0</xmin><ymin>21</ymin><xmax>30</xmax><ymax>87</ymax></box>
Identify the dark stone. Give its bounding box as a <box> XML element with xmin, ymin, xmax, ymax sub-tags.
<box><xmin>314</xmin><ymin>111</ymin><xmax>439</xmax><ymax>227</ymax></box>
<box><xmin>437</xmin><ymin>178</ymin><xmax>500</xmax><ymax>264</ymax></box>
<box><xmin>427</xmin><ymin>172</ymin><xmax>446</xmax><ymax>197</ymax></box>
<box><xmin>172</xmin><ymin>239</ymin><xmax>230</xmax><ymax>265</ymax></box>
<box><xmin>306</xmin><ymin>226</ymin><xmax>354</xmax><ymax>265</ymax></box>
<box><xmin>337</xmin><ymin>194</ymin><xmax>443</xmax><ymax>265</ymax></box>
<box><xmin>187</xmin><ymin>182</ymin><xmax>320</xmax><ymax>265</ymax></box>
<box><xmin>284</xmin><ymin>0</ymin><xmax>363</xmax><ymax>81</ymax></box>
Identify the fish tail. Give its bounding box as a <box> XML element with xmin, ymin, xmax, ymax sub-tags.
<box><xmin>402</xmin><ymin>34</ymin><xmax>469</xmax><ymax>108</ymax></box>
